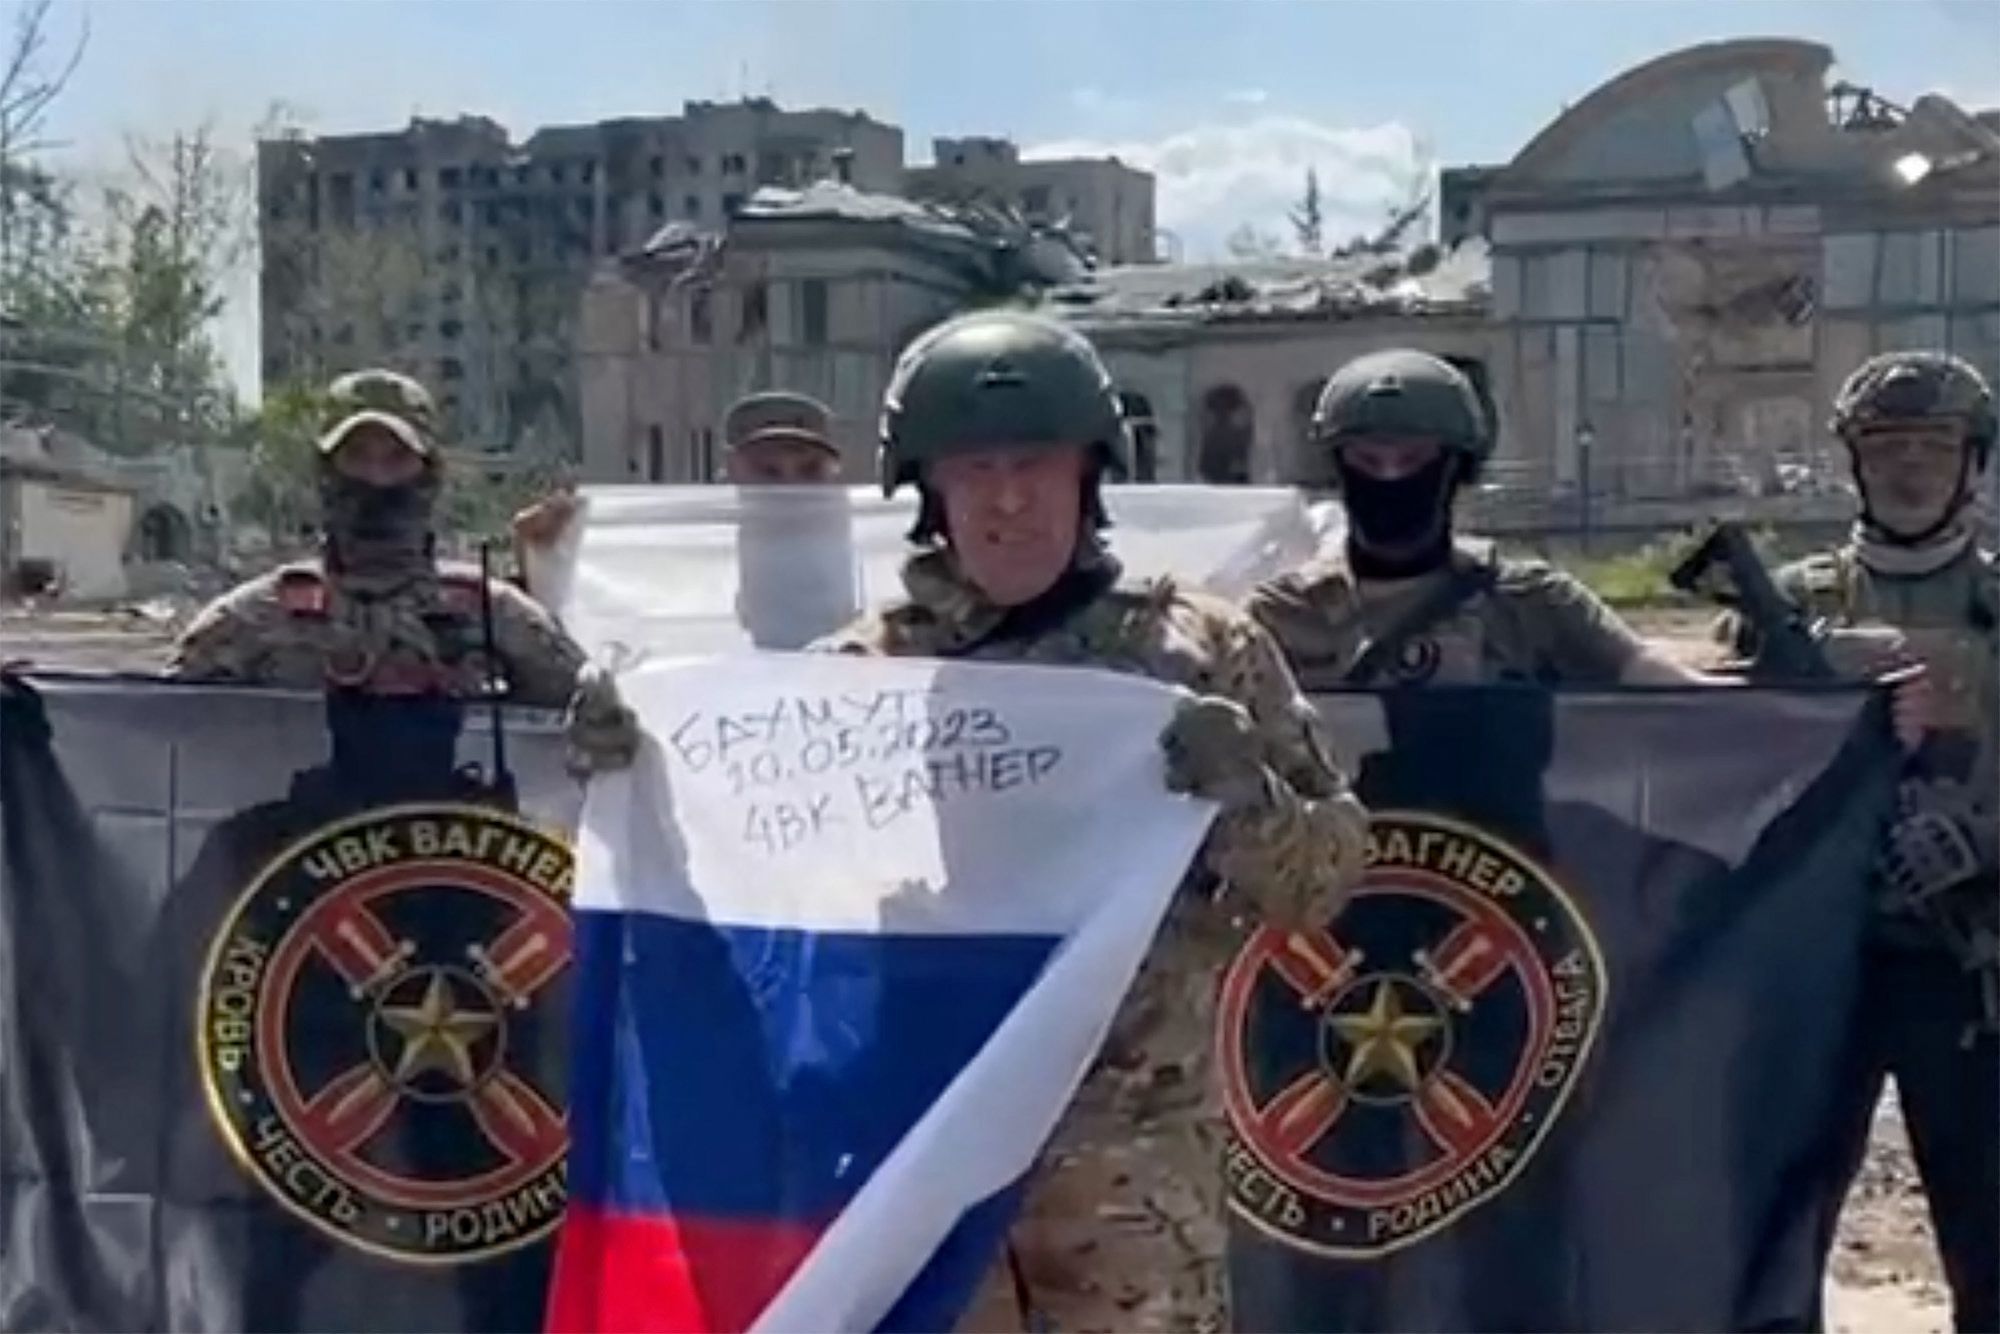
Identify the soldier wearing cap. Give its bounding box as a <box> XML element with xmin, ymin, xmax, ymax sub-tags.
<box><xmin>509</xmin><ymin>390</ymin><xmax>844</xmax><ymax>560</ymax></box>
<box><xmin>168</xmin><ymin>369</ymin><xmax>600</xmax><ymax>719</ymax></box>
<box><xmin>722</xmin><ymin>390</ymin><xmax>844</xmax><ymax>484</ymax></box>
<box><xmin>1734</xmin><ymin>350</ymin><xmax>1996</xmax><ymax>1334</ymax></box>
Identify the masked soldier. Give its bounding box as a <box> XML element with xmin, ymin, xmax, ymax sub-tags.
<box><xmin>168</xmin><ymin>369</ymin><xmax>596</xmax><ymax>713</ymax></box>
<box><xmin>1758</xmin><ymin>351</ymin><xmax>1996</xmax><ymax>1334</ymax></box>
<box><xmin>1249</xmin><ymin>348</ymin><xmax>1712</xmax><ymax>687</ymax></box>
<box><xmin>813</xmin><ymin>310</ymin><xmax>1369</xmax><ymax>1332</ymax></box>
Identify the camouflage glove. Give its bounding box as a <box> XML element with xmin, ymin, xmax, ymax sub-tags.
<box><xmin>1161</xmin><ymin>694</ymin><xmax>1275</xmax><ymax>813</ymax></box>
<box><xmin>1878</xmin><ymin>778</ymin><xmax>1997</xmax><ymax>909</ymax></box>
<box><xmin>564</xmin><ymin>663</ymin><xmax>640</xmax><ymax>775</ymax></box>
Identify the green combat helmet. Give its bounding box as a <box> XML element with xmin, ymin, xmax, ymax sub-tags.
<box><xmin>1309</xmin><ymin>349</ymin><xmax>1495</xmax><ymax>478</ymax></box>
<box><xmin>1832</xmin><ymin>350</ymin><xmax>1996</xmax><ymax>468</ymax></box>
<box><xmin>879</xmin><ymin>310</ymin><xmax>1129</xmax><ymax>495</ymax></box>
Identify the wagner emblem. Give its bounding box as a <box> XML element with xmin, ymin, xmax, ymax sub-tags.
<box><xmin>1219</xmin><ymin>811</ymin><xmax>1606</xmax><ymax>1257</ymax></box>
<box><xmin>198</xmin><ymin>804</ymin><xmax>573</xmax><ymax>1264</ymax></box>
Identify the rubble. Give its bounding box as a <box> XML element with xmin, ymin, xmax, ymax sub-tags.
<box><xmin>1041</xmin><ymin>238</ymin><xmax>1490</xmax><ymax>327</ymax></box>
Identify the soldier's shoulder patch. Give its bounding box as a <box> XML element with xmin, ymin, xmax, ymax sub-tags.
<box><xmin>436</xmin><ymin>570</ymin><xmax>489</xmax><ymax>618</ymax></box>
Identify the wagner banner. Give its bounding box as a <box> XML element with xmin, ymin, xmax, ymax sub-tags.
<box><xmin>1221</xmin><ymin>684</ymin><xmax>1900</xmax><ymax>1333</ymax></box>
<box><xmin>0</xmin><ymin>674</ymin><xmax>582</xmax><ymax>1332</ymax></box>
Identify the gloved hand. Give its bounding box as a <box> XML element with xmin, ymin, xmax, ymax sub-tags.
<box><xmin>1161</xmin><ymin>693</ymin><xmax>1273</xmax><ymax>813</ymax></box>
<box><xmin>1818</xmin><ymin>625</ymin><xmax>1928</xmax><ymax>752</ymax></box>
<box><xmin>1878</xmin><ymin>778</ymin><xmax>1995</xmax><ymax>907</ymax></box>
<box><xmin>565</xmin><ymin>663</ymin><xmax>640</xmax><ymax>775</ymax></box>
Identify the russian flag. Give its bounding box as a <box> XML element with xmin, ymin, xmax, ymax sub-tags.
<box><xmin>547</xmin><ymin>655</ymin><xmax>1216</xmax><ymax>1333</ymax></box>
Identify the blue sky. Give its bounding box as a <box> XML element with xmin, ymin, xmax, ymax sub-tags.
<box><xmin>32</xmin><ymin>0</ymin><xmax>2000</xmax><ymax>391</ymax></box>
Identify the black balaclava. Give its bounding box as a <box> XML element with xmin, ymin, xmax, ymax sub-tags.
<box><xmin>1337</xmin><ymin>451</ymin><xmax>1461</xmax><ymax>579</ymax></box>
<box><xmin>319</xmin><ymin>463</ymin><xmax>441</xmax><ymax>590</ymax></box>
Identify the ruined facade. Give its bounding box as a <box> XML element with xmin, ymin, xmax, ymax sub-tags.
<box><xmin>905</xmin><ymin>137</ymin><xmax>1158</xmax><ymax>266</ymax></box>
<box><xmin>576</xmin><ymin>185</ymin><xmax>1082</xmax><ymax>483</ymax></box>
<box><xmin>258</xmin><ymin>102</ymin><xmax>903</xmax><ymax>457</ymax></box>
<box><xmin>1045</xmin><ymin>249</ymin><xmax>1492</xmax><ymax>484</ymax></box>
<box><xmin>1459</xmin><ymin>39</ymin><xmax>2000</xmax><ymax>502</ymax></box>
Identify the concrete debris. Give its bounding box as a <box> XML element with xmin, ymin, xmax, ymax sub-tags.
<box><xmin>1044</xmin><ymin>239</ymin><xmax>1490</xmax><ymax>325</ymax></box>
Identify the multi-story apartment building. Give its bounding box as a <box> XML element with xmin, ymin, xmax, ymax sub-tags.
<box><xmin>905</xmin><ymin>136</ymin><xmax>1157</xmax><ymax>266</ymax></box>
<box><xmin>257</xmin><ymin>100</ymin><xmax>902</xmax><ymax>456</ymax></box>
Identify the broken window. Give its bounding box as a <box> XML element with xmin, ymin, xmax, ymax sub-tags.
<box><xmin>439</xmin><ymin>167</ymin><xmax>462</xmax><ymax>189</ymax></box>
<box><xmin>684</xmin><ymin>194</ymin><xmax>701</xmax><ymax>217</ymax></box>
<box><xmin>439</xmin><ymin>357</ymin><xmax>465</xmax><ymax>382</ymax></box>
<box><xmin>1587</xmin><ymin>252</ymin><xmax>1627</xmax><ymax>320</ymax></box>
<box><xmin>649</xmin><ymin>155</ymin><xmax>665</xmax><ymax>178</ymax></box>
<box><xmin>1822</xmin><ymin>234</ymin><xmax>1876</xmax><ymax>309</ymax></box>
<box><xmin>649</xmin><ymin>193</ymin><xmax>666</xmax><ymax>218</ymax></box>
<box><xmin>1953</xmin><ymin>228</ymin><xmax>2000</xmax><ymax>305</ymax></box>
<box><xmin>686</xmin><ymin>155</ymin><xmax>703</xmax><ymax>175</ymax></box>
<box><xmin>1022</xmin><ymin>185</ymin><xmax>1052</xmax><ymax>216</ymax></box>
<box><xmin>723</xmin><ymin>153</ymin><xmax>747</xmax><ymax>175</ymax></box>
<box><xmin>800</xmin><ymin>278</ymin><xmax>829</xmax><ymax>345</ymax></box>
<box><xmin>649</xmin><ymin>425</ymin><xmax>665</xmax><ymax>482</ymax></box>
<box><xmin>691</xmin><ymin>289</ymin><xmax>713</xmax><ymax>344</ymax></box>
<box><xmin>1877</xmin><ymin>231</ymin><xmax>1942</xmax><ymax>306</ymax></box>
<box><xmin>741</xmin><ymin>282</ymin><xmax>768</xmax><ymax>340</ymax></box>
<box><xmin>1118</xmin><ymin>391</ymin><xmax>1159</xmax><ymax>482</ymax></box>
<box><xmin>1198</xmin><ymin>385</ymin><xmax>1254</xmax><ymax>484</ymax></box>
<box><xmin>723</xmin><ymin>192</ymin><xmax>744</xmax><ymax>217</ymax></box>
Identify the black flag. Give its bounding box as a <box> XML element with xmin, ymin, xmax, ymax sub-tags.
<box><xmin>0</xmin><ymin>674</ymin><xmax>581</xmax><ymax>1332</ymax></box>
<box><xmin>1220</xmin><ymin>684</ymin><xmax>1899</xmax><ymax>1333</ymax></box>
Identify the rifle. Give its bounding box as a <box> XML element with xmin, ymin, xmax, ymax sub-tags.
<box><xmin>1668</xmin><ymin>521</ymin><xmax>1834</xmax><ymax>681</ymax></box>
<box><xmin>472</xmin><ymin>542</ymin><xmax>517</xmax><ymax>808</ymax></box>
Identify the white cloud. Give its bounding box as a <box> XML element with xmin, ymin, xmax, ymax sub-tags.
<box><xmin>1029</xmin><ymin>114</ymin><xmax>1427</xmax><ymax>262</ymax></box>
<box><xmin>1224</xmin><ymin>89</ymin><xmax>1269</xmax><ymax>107</ymax></box>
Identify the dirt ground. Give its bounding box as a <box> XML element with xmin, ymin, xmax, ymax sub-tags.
<box><xmin>1</xmin><ymin>603</ymin><xmax>1958</xmax><ymax>1331</ymax></box>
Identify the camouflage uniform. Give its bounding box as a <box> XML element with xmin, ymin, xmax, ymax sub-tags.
<box><xmin>167</xmin><ymin>559</ymin><xmax>585</xmax><ymax>708</ymax></box>
<box><xmin>820</xmin><ymin>548</ymin><xmax>1364</xmax><ymax>1333</ymax></box>
<box><xmin>167</xmin><ymin>369</ymin><xmax>587</xmax><ymax>710</ymax></box>
<box><xmin>824</xmin><ymin>310</ymin><xmax>1367</xmax><ymax>1333</ymax></box>
<box><xmin>1253</xmin><ymin>349</ymin><xmax>1648</xmax><ymax>686</ymax></box>
<box><xmin>1744</xmin><ymin>352</ymin><xmax>1997</xmax><ymax>1333</ymax></box>
<box><xmin>1250</xmin><ymin>539</ymin><xmax>1645</xmax><ymax>686</ymax></box>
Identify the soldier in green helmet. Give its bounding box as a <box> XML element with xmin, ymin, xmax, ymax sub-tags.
<box><xmin>818</xmin><ymin>309</ymin><xmax>1369</xmax><ymax>1332</ymax></box>
<box><xmin>1741</xmin><ymin>350</ymin><xmax>1996</xmax><ymax>1334</ymax></box>
<box><xmin>1250</xmin><ymin>348</ymin><xmax>1710</xmax><ymax>686</ymax></box>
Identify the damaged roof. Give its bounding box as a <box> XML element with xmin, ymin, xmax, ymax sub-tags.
<box><xmin>1043</xmin><ymin>239</ymin><xmax>1491</xmax><ymax>327</ymax></box>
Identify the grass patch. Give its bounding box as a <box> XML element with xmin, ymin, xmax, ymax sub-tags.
<box><xmin>1551</xmin><ymin>527</ymin><xmax>1820</xmax><ymax>609</ymax></box>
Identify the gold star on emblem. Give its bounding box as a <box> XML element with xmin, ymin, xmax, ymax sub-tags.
<box><xmin>379</xmin><ymin>973</ymin><xmax>496</xmax><ymax>1086</ymax></box>
<box><xmin>1329</xmin><ymin>980</ymin><xmax>1443</xmax><ymax>1092</ymax></box>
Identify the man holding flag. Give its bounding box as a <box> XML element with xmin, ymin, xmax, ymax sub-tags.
<box><xmin>807</xmin><ymin>309</ymin><xmax>1368</xmax><ymax>1332</ymax></box>
<box><xmin>554</xmin><ymin>310</ymin><xmax>1365</xmax><ymax>1331</ymax></box>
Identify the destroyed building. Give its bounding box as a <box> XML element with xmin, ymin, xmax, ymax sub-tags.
<box><xmin>577</xmin><ymin>184</ymin><xmax>1090</xmax><ymax>483</ymax></box>
<box><xmin>1450</xmin><ymin>38</ymin><xmax>2000</xmax><ymax>503</ymax></box>
<box><xmin>258</xmin><ymin>102</ymin><xmax>904</xmax><ymax>457</ymax></box>
<box><xmin>1042</xmin><ymin>245</ymin><xmax>1492</xmax><ymax>484</ymax></box>
<box><xmin>905</xmin><ymin>137</ymin><xmax>1158</xmax><ymax>266</ymax></box>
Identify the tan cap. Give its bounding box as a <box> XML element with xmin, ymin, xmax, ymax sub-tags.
<box><xmin>317</xmin><ymin>369</ymin><xmax>440</xmax><ymax>458</ymax></box>
<box><xmin>724</xmin><ymin>390</ymin><xmax>837</xmax><ymax>457</ymax></box>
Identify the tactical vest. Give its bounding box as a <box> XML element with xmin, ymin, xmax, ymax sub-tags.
<box><xmin>273</xmin><ymin>566</ymin><xmax>496</xmax><ymax>697</ymax></box>
<box><xmin>1781</xmin><ymin>546</ymin><xmax>1998</xmax><ymax>789</ymax></box>
<box><xmin>1256</xmin><ymin>545</ymin><xmax>1588</xmax><ymax>691</ymax></box>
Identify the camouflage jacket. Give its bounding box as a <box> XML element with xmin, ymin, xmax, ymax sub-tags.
<box><xmin>1247</xmin><ymin>540</ymin><xmax>1647</xmax><ymax>687</ymax></box>
<box><xmin>166</xmin><ymin>560</ymin><xmax>586</xmax><ymax>710</ymax></box>
<box><xmin>818</xmin><ymin>548</ymin><xmax>1367</xmax><ymax>1333</ymax></box>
